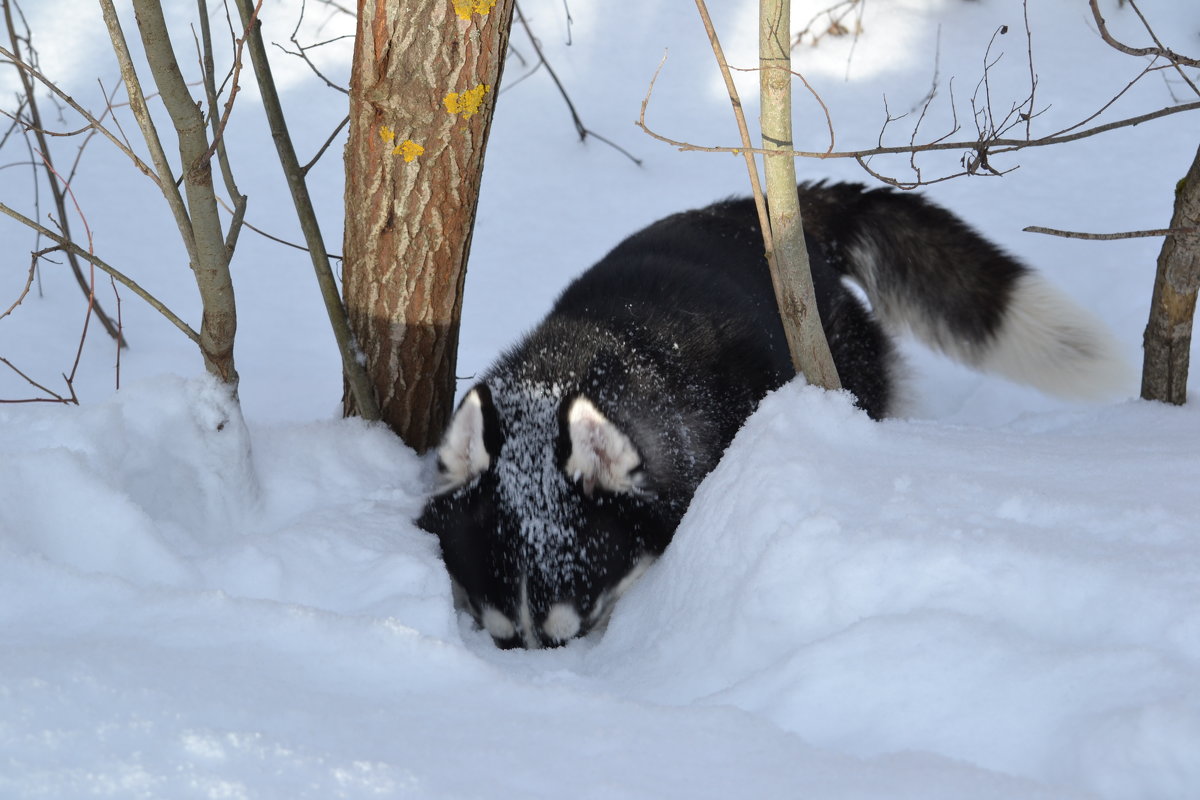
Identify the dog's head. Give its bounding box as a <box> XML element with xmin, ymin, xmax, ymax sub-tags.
<box><xmin>418</xmin><ymin>381</ymin><xmax>663</xmax><ymax>648</ymax></box>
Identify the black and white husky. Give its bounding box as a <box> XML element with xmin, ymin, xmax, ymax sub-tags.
<box><xmin>418</xmin><ymin>182</ymin><xmax>1127</xmax><ymax>649</ymax></box>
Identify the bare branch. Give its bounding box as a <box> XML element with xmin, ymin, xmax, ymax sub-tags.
<box><xmin>1022</xmin><ymin>0</ymin><xmax>1037</xmax><ymax>139</ymax></box>
<box><xmin>0</xmin><ymin>245</ymin><xmax>43</xmax><ymax>322</ymax></box>
<box><xmin>0</xmin><ymin>43</ymin><xmax>158</xmax><ymax>181</ymax></box>
<box><xmin>233</xmin><ymin>0</ymin><xmax>378</xmax><ymax>419</ymax></box>
<box><xmin>1089</xmin><ymin>0</ymin><xmax>1200</xmax><ymax>70</ymax></box>
<box><xmin>300</xmin><ymin>114</ymin><xmax>349</xmax><ymax>176</ymax></box>
<box><xmin>197</xmin><ymin>0</ymin><xmax>243</xmax><ymax>205</ymax></box>
<box><xmin>0</xmin><ymin>356</ymin><xmax>73</xmax><ymax>404</ymax></box>
<box><xmin>305</xmin><ymin>0</ymin><xmax>355</xmax><ymax>19</ymax></box>
<box><xmin>687</xmin><ymin>2</ymin><xmax>769</xmax><ymax>248</ymax></box>
<box><xmin>130</xmin><ymin>0</ymin><xmax>241</xmax><ymax>384</ymax></box>
<box><xmin>215</xmin><ymin>193</ymin><xmax>341</xmax><ymax>258</ymax></box>
<box><xmin>514</xmin><ymin>2</ymin><xmax>641</xmax><ymax>165</ymax></box>
<box><xmin>793</xmin><ymin>0</ymin><xmax>864</xmax><ymax>53</ymax></box>
<box><xmin>640</xmin><ymin>0</ymin><xmax>1198</xmax><ymax>187</ymax></box>
<box><xmin>3</xmin><ymin>2</ymin><xmax>124</xmax><ymax>343</ymax></box>
<box><xmin>66</xmin><ymin>79</ymin><xmax>123</xmax><ymax>187</ymax></box>
<box><xmin>190</xmin><ymin>0</ymin><xmax>258</xmax><ymax>178</ymax></box>
<box><xmin>1025</xmin><ymin>225</ymin><xmax>1200</xmax><ymax>241</ymax></box>
<box><xmin>0</xmin><ymin>201</ymin><xmax>201</xmax><ymax>343</ymax></box>
<box><xmin>271</xmin><ymin>3</ymin><xmax>352</xmax><ymax>97</ymax></box>
<box><xmin>727</xmin><ymin>63</ymin><xmax>835</xmax><ymax>154</ymax></box>
<box><xmin>638</xmin><ymin>88</ymin><xmax>1200</xmax><ymax>165</ymax></box>
<box><xmin>98</xmin><ymin>0</ymin><xmax>198</xmax><ymax>263</ymax></box>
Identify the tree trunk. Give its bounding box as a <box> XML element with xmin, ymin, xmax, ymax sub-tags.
<box><xmin>131</xmin><ymin>0</ymin><xmax>238</xmax><ymax>387</ymax></box>
<box><xmin>343</xmin><ymin>0</ymin><xmax>515</xmax><ymax>452</ymax></box>
<box><xmin>1141</xmin><ymin>142</ymin><xmax>1200</xmax><ymax>405</ymax></box>
<box><xmin>759</xmin><ymin>0</ymin><xmax>841</xmax><ymax>390</ymax></box>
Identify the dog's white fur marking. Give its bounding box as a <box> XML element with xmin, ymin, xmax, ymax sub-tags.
<box><xmin>589</xmin><ymin>554</ymin><xmax>658</xmax><ymax>630</ymax></box>
<box><xmin>564</xmin><ymin>396</ymin><xmax>643</xmax><ymax>495</ymax></box>
<box><xmin>481</xmin><ymin>605</ymin><xmax>516</xmax><ymax>641</ymax></box>
<box><xmin>610</xmin><ymin>554</ymin><xmax>656</xmax><ymax>605</ymax></box>
<box><xmin>980</xmin><ymin>273</ymin><xmax>1132</xmax><ymax>399</ymax></box>
<box><xmin>438</xmin><ymin>389</ymin><xmax>490</xmax><ymax>489</ymax></box>
<box><xmin>518</xmin><ymin>575</ymin><xmax>539</xmax><ymax>650</ymax></box>
<box><xmin>542</xmin><ymin>603</ymin><xmax>582</xmax><ymax>642</ymax></box>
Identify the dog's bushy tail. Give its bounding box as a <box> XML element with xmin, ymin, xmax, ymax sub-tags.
<box><xmin>799</xmin><ymin>182</ymin><xmax>1131</xmax><ymax>400</ymax></box>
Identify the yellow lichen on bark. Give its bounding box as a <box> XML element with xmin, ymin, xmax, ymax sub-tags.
<box><xmin>452</xmin><ymin>0</ymin><xmax>496</xmax><ymax>20</ymax></box>
<box><xmin>380</xmin><ymin>127</ymin><xmax>423</xmax><ymax>163</ymax></box>
<box><xmin>395</xmin><ymin>140</ymin><xmax>424</xmax><ymax>162</ymax></box>
<box><xmin>442</xmin><ymin>84</ymin><xmax>490</xmax><ymax>118</ymax></box>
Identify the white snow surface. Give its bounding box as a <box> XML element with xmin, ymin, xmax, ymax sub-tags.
<box><xmin>2</xmin><ymin>0</ymin><xmax>1200</xmax><ymax>797</ymax></box>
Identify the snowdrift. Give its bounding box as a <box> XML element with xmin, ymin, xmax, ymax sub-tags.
<box><xmin>2</xmin><ymin>377</ymin><xmax>1199</xmax><ymax>797</ymax></box>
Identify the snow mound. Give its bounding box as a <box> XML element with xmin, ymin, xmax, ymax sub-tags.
<box><xmin>593</xmin><ymin>385</ymin><xmax>1200</xmax><ymax>797</ymax></box>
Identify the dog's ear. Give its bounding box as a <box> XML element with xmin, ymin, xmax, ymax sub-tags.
<box><xmin>560</xmin><ymin>395</ymin><xmax>643</xmax><ymax>496</ymax></box>
<box><xmin>436</xmin><ymin>384</ymin><xmax>503</xmax><ymax>491</ymax></box>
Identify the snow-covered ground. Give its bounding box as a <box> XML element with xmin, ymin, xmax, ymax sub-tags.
<box><xmin>2</xmin><ymin>0</ymin><xmax>1199</xmax><ymax>797</ymax></box>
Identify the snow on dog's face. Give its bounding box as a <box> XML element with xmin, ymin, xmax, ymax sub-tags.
<box><xmin>418</xmin><ymin>380</ymin><xmax>660</xmax><ymax>649</ymax></box>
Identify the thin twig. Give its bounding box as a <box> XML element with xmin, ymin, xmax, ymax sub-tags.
<box><xmin>689</xmin><ymin>2</ymin><xmax>770</xmax><ymax>250</ymax></box>
<box><xmin>112</xmin><ymin>275</ymin><xmax>122</xmax><ymax>390</ymax></box>
<box><xmin>1089</xmin><ymin>0</ymin><xmax>1200</xmax><ymax>70</ymax></box>
<box><xmin>43</xmin><ymin>147</ymin><xmax>114</xmax><ymax>397</ymax></box>
<box><xmin>0</xmin><ymin>356</ymin><xmax>73</xmax><ymax>404</ymax></box>
<box><xmin>272</xmin><ymin>0</ymin><xmax>351</xmax><ymax>94</ymax></box>
<box><xmin>560</xmin><ymin>0</ymin><xmax>574</xmax><ymax>46</ymax></box>
<box><xmin>312</xmin><ymin>0</ymin><xmax>354</xmax><ymax>17</ymax></box>
<box><xmin>514</xmin><ymin>2</ymin><xmax>641</xmax><ymax>165</ymax></box>
<box><xmin>1024</xmin><ymin>225</ymin><xmax>1200</xmax><ymax>241</ymax></box>
<box><xmin>640</xmin><ymin>0</ymin><xmax>1198</xmax><ymax>187</ymax></box>
<box><xmin>98</xmin><ymin>0</ymin><xmax>198</xmax><ymax>264</ymax></box>
<box><xmin>0</xmin><ymin>201</ymin><xmax>201</xmax><ymax>343</ymax></box>
<box><xmin>197</xmin><ymin>0</ymin><xmax>243</xmax><ymax>205</ymax></box>
<box><xmin>3</xmin><ymin>3</ymin><xmax>125</xmax><ymax>344</ymax></box>
<box><xmin>215</xmin><ymin>193</ymin><xmax>341</xmax><ymax>257</ymax></box>
<box><xmin>233</xmin><ymin>0</ymin><xmax>379</xmax><ymax>419</ymax></box>
<box><xmin>1022</xmin><ymin>0</ymin><xmax>1037</xmax><ymax>140</ymax></box>
<box><xmin>638</xmin><ymin>93</ymin><xmax>1200</xmax><ymax>162</ymax></box>
<box><xmin>1044</xmin><ymin>54</ymin><xmax>1159</xmax><ymax>142</ymax></box>
<box><xmin>0</xmin><ymin>43</ymin><xmax>159</xmax><ymax>182</ymax></box>
<box><xmin>68</xmin><ymin>79</ymin><xmax>123</xmax><ymax>187</ymax></box>
<box><xmin>32</xmin><ymin>149</ymin><xmax>127</xmax><ymax>343</ymax></box>
<box><xmin>1</xmin><ymin>245</ymin><xmax>43</xmax><ymax>321</ymax></box>
<box><xmin>190</xmin><ymin>0</ymin><xmax>258</xmax><ymax>180</ymax></box>
<box><xmin>793</xmin><ymin>0</ymin><xmax>863</xmax><ymax>51</ymax></box>
<box><xmin>728</xmin><ymin>63</ymin><xmax>835</xmax><ymax>153</ymax></box>
<box><xmin>271</xmin><ymin>38</ymin><xmax>352</xmax><ymax>95</ymax></box>
<box><xmin>301</xmin><ymin>114</ymin><xmax>349</xmax><ymax>176</ymax></box>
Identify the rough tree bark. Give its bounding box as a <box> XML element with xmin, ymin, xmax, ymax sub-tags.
<box><xmin>759</xmin><ymin>0</ymin><xmax>841</xmax><ymax>389</ymax></box>
<box><xmin>343</xmin><ymin>0</ymin><xmax>516</xmax><ymax>452</ymax></box>
<box><xmin>1141</xmin><ymin>142</ymin><xmax>1200</xmax><ymax>405</ymax></box>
